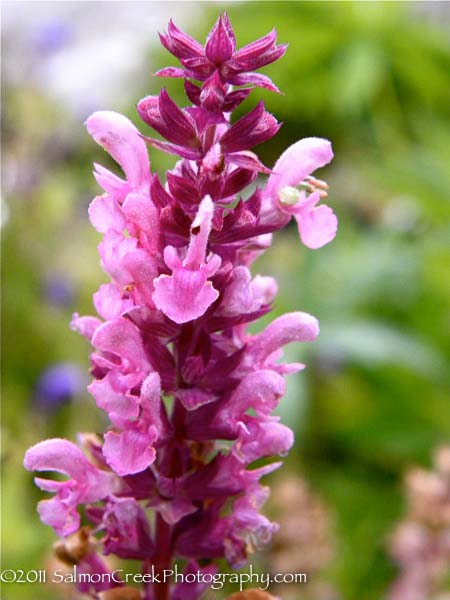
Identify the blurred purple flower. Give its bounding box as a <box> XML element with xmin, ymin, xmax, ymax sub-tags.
<box><xmin>34</xmin><ymin>363</ymin><xmax>84</xmax><ymax>412</ymax></box>
<box><xmin>32</xmin><ymin>19</ymin><xmax>74</xmax><ymax>54</ymax></box>
<box><xmin>44</xmin><ymin>274</ymin><xmax>75</xmax><ymax>307</ymax></box>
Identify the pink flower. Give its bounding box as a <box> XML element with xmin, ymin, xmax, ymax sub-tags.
<box><xmin>263</xmin><ymin>137</ymin><xmax>338</xmax><ymax>248</ymax></box>
<box><xmin>101</xmin><ymin>372</ymin><xmax>169</xmax><ymax>476</ymax></box>
<box><xmin>153</xmin><ymin>195</ymin><xmax>221</xmax><ymax>323</ymax></box>
<box><xmin>85</xmin><ymin>111</ymin><xmax>150</xmax><ymax>194</ymax></box>
<box><xmin>24</xmin><ymin>439</ymin><xmax>116</xmax><ymax>536</ymax></box>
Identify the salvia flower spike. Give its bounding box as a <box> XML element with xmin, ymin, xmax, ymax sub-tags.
<box><xmin>25</xmin><ymin>13</ymin><xmax>338</xmax><ymax>600</ymax></box>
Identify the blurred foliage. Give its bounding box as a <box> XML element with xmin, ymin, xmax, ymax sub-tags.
<box><xmin>2</xmin><ymin>2</ymin><xmax>450</xmax><ymax>600</ymax></box>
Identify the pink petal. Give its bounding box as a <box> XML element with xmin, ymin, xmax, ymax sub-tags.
<box><xmin>143</xmin><ymin>137</ymin><xmax>201</xmax><ymax>160</ymax></box>
<box><xmin>93</xmin><ymin>283</ymin><xmax>133</xmax><ymax>320</ymax></box>
<box><xmin>163</xmin><ymin>246</ymin><xmax>182</xmax><ymax>270</ymax></box>
<box><xmin>91</xmin><ymin>317</ymin><xmax>148</xmax><ymax>371</ymax></box>
<box><xmin>184</xmin><ymin>195</ymin><xmax>214</xmax><ymax>270</ymax></box>
<box><xmin>294</xmin><ymin>203</ymin><xmax>338</xmax><ymax>249</ymax></box>
<box><xmin>24</xmin><ymin>439</ymin><xmax>115</xmax><ymax>501</ymax></box>
<box><xmin>121</xmin><ymin>250</ymin><xmax>158</xmax><ymax>307</ymax></box>
<box><xmin>225</xmin><ymin>151</ymin><xmax>271</xmax><ymax>174</ymax></box>
<box><xmin>234</xmin><ymin>419</ymin><xmax>294</xmax><ymax>463</ymax></box>
<box><xmin>37</xmin><ymin>497</ymin><xmax>80</xmax><ymax>537</ymax></box>
<box><xmin>85</xmin><ymin>111</ymin><xmax>150</xmax><ymax>191</ymax></box>
<box><xmin>218</xmin><ymin>266</ymin><xmax>255</xmax><ymax>316</ymax></box>
<box><xmin>250</xmin><ymin>275</ymin><xmax>278</xmax><ymax>305</ymax></box>
<box><xmin>231</xmin><ymin>29</ymin><xmax>277</xmax><ymax>63</ymax></box>
<box><xmin>228</xmin><ymin>370</ymin><xmax>286</xmax><ymax>416</ymax></box>
<box><xmin>98</xmin><ymin>231</ymin><xmax>138</xmax><ymax>285</ymax></box>
<box><xmin>236</xmin><ymin>369</ymin><xmax>286</xmax><ymax>414</ymax></box>
<box><xmin>264</xmin><ymin>137</ymin><xmax>333</xmax><ymax>201</ymax></box>
<box><xmin>140</xmin><ymin>372</ymin><xmax>161</xmax><ymax>414</ymax></box>
<box><xmin>155</xmin><ymin>66</ymin><xmax>187</xmax><ymax>78</ymax></box>
<box><xmin>140</xmin><ymin>372</ymin><xmax>169</xmax><ymax>435</ymax></box>
<box><xmin>250</xmin><ymin>312</ymin><xmax>320</xmax><ymax>363</ymax></box>
<box><xmin>70</xmin><ymin>314</ymin><xmax>102</xmax><ymax>341</ymax></box>
<box><xmin>88</xmin><ymin>375</ymin><xmax>140</xmax><ymax>426</ymax></box>
<box><xmin>138</xmin><ymin>89</ymin><xmax>198</xmax><ymax>148</ymax></box>
<box><xmin>88</xmin><ymin>195</ymin><xmax>126</xmax><ymax>233</ymax></box>
<box><xmin>24</xmin><ymin>438</ymin><xmax>95</xmax><ymax>482</ymax></box>
<box><xmin>103</xmin><ymin>429</ymin><xmax>156</xmax><ymax>476</ymax></box>
<box><xmin>93</xmin><ymin>163</ymin><xmax>129</xmax><ymax>200</ymax></box>
<box><xmin>33</xmin><ymin>478</ymin><xmax>68</xmax><ymax>492</ymax></box>
<box><xmin>153</xmin><ymin>269</ymin><xmax>219</xmax><ymax>324</ymax></box>
<box><xmin>122</xmin><ymin>192</ymin><xmax>159</xmax><ymax>236</ymax></box>
<box><xmin>229</xmin><ymin>42</ymin><xmax>287</xmax><ymax>75</ymax></box>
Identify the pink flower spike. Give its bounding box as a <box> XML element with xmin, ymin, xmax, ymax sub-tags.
<box><xmin>85</xmin><ymin>111</ymin><xmax>150</xmax><ymax>191</ymax></box>
<box><xmin>28</xmin><ymin>15</ymin><xmax>341</xmax><ymax>581</ymax></box>
<box><xmin>152</xmin><ymin>196</ymin><xmax>221</xmax><ymax>324</ymax></box>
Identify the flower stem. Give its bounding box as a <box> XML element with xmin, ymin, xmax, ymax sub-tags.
<box><xmin>154</xmin><ymin>513</ymin><xmax>172</xmax><ymax>600</ymax></box>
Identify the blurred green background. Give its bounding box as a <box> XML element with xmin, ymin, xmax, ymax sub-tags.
<box><xmin>2</xmin><ymin>2</ymin><xmax>449</xmax><ymax>599</ymax></box>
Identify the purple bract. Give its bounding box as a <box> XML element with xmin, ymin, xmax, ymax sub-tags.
<box><xmin>24</xmin><ymin>14</ymin><xmax>337</xmax><ymax>600</ymax></box>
